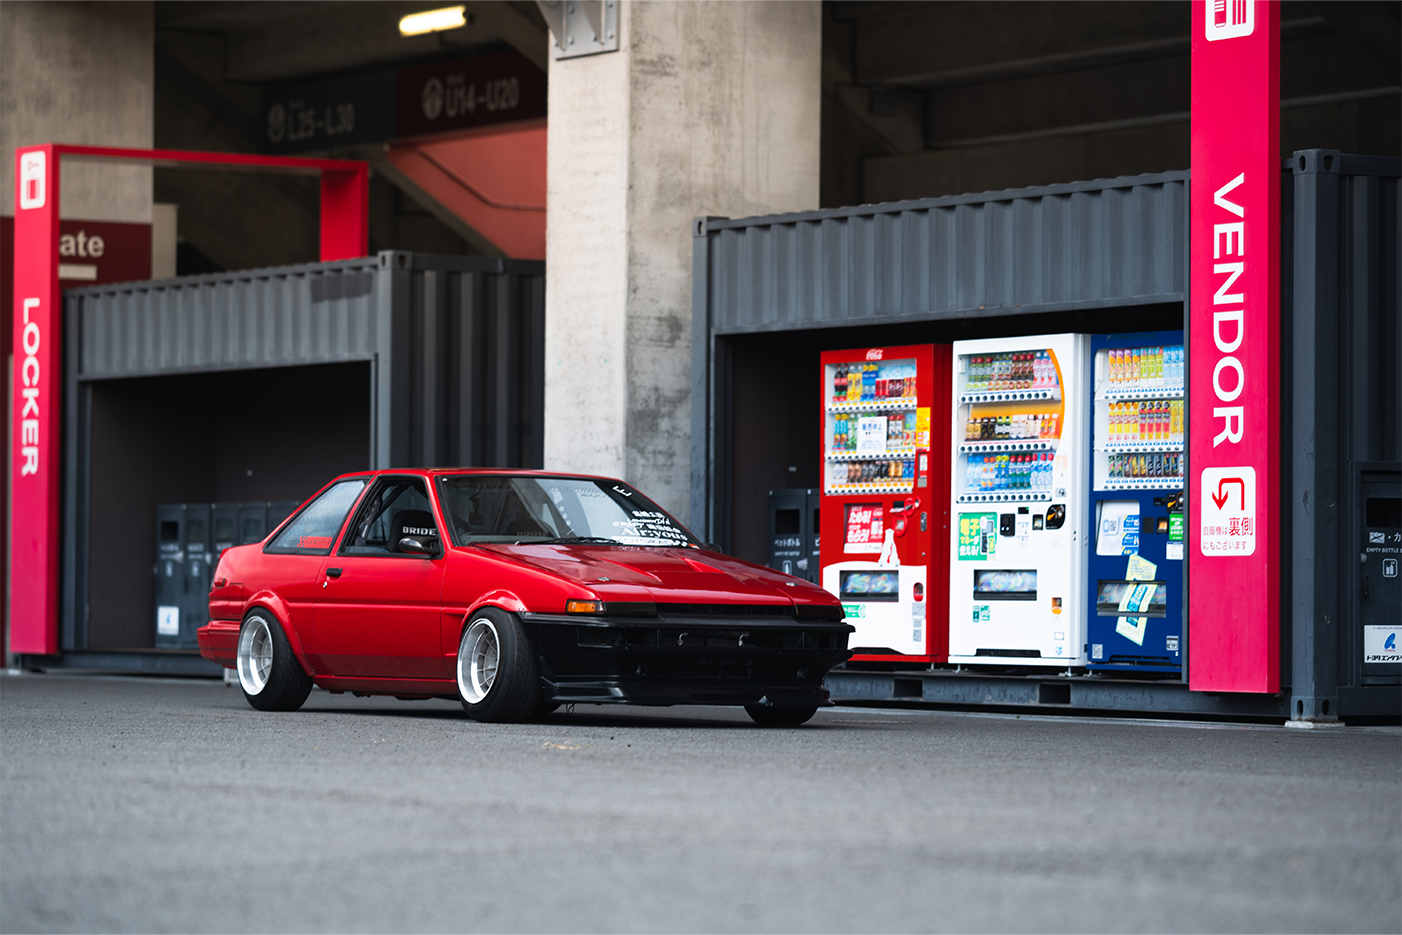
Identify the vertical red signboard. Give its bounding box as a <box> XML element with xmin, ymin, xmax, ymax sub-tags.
<box><xmin>11</xmin><ymin>145</ymin><xmax>61</xmax><ymax>653</ymax></box>
<box><xmin>1188</xmin><ymin>0</ymin><xmax>1280</xmax><ymax>692</ymax></box>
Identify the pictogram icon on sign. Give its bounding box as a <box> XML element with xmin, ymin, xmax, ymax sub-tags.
<box><xmin>1384</xmin><ymin>559</ymin><xmax>1398</xmax><ymax>579</ymax></box>
<box><xmin>1200</xmin><ymin>466</ymin><xmax>1257</xmax><ymax>556</ymax></box>
<box><xmin>19</xmin><ymin>151</ymin><xmax>46</xmax><ymax>210</ymax></box>
<box><xmin>1205</xmin><ymin>0</ymin><xmax>1254</xmax><ymax>40</ymax></box>
<box><xmin>1210</xmin><ymin>477</ymin><xmax>1245</xmax><ymax>510</ymax></box>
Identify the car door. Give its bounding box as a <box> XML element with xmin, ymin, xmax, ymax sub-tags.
<box><xmin>257</xmin><ymin>477</ymin><xmax>371</xmax><ymax>644</ymax></box>
<box><xmin>308</xmin><ymin>476</ymin><xmax>448</xmax><ymax>679</ymax></box>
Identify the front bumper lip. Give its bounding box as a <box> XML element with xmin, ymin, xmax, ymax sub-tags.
<box><xmin>542</xmin><ymin>678</ymin><xmax>833</xmax><ymax>707</ymax></box>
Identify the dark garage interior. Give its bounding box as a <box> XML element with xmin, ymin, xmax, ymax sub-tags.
<box><xmin>84</xmin><ymin>361</ymin><xmax>371</xmax><ymax>649</ymax></box>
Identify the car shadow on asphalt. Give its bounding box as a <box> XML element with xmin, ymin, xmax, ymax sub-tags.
<box><xmin>294</xmin><ymin>699</ymin><xmax>833</xmax><ymax>730</ymax></box>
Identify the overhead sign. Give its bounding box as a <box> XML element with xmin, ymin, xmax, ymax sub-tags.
<box><xmin>1188</xmin><ymin>0</ymin><xmax>1280</xmax><ymax>693</ymax></box>
<box><xmin>395</xmin><ymin>50</ymin><xmax>547</xmax><ymax>138</ymax></box>
<box><xmin>264</xmin><ymin>69</ymin><xmax>397</xmax><ymax>155</ymax></box>
<box><xmin>263</xmin><ymin>50</ymin><xmax>545</xmax><ymax>154</ymax></box>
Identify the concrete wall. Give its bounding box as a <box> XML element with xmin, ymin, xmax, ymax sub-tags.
<box><xmin>0</xmin><ymin>1</ymin><xmax>154</xmax><ymax>222</ymax></box>
<box><xmin>544</xmin><ymin>0</ymin><xmax>821</xmax><ymax>523</ymax></box>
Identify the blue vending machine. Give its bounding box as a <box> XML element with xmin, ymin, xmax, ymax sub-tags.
<box><xmin>1086</xmin><ymin>331</ymin><xmax>1185</xmax><ymax>675</ymax></box>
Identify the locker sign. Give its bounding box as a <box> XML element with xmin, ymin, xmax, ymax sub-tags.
<box><xmin>1187</xmin><ymin>0</ymin><xmax>1280</xmax><ymax>692</ymax></box>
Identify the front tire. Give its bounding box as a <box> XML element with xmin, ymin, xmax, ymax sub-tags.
<box><xmin>745</xmin><ymin>705</ymin><xmax>818</xmax><ymax>727</ymax></box>
<box><xmin>457</xmin><ymin>608</ymin><xmax>540</xmax><ymax>723</ymax></box>
<box><xmin>237</xmin><ymin>610</ymin><xmax>312</xmax><ymax>712</ymax></box>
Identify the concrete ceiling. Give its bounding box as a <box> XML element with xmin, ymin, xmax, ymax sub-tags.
<box><xmin>155</xmin><ymin>0</ymin><xmax>549</xmax><ymax>81</ymax></box>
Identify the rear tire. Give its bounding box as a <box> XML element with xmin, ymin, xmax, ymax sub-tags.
<box><xmin>745</xmin><ymin>705</ymin><xmax>818</xmax><ymax>727</ymax></box>
<box><xmin>237</xmin><ymin>610</ymin><xmax>313</xmax><ymax>712</ymax></box>
<box><xmin>457</xmin><ymin>608</ymin><xmax>540</xmax><ymax>723</ymax></box>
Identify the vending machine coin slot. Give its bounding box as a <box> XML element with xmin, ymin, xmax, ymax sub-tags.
<box><xmin>999</xmin><ymin>514</ymin><xmax>1016</xmax><ymax>537</ymax></box>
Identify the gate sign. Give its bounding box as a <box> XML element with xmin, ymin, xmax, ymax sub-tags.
<box><xmin>1188</xmin><ymin>0</ymin><xmax>1280</xmax><ymax>692</ymax></box>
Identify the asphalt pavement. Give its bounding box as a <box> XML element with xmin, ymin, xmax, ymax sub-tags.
<box><xmin>2</xmin><ymin>671</ymin><xmax>1398</xmax><ymax>934</ymax></box>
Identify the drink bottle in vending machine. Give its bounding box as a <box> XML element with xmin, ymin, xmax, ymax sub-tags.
<box><xmin>1086</xmin><ymin>331</ymin><xmax>1186</xmax><ymax>674</ymax></box>
<box><xmin>819</xmin><ymin>345</ymin><xmax>952</xmax><ymax>662</ymax></box>
<box><xmin>947</xmin><ymin>334</ymin><xmax>1090</xmax><ymax>667</ymax></box>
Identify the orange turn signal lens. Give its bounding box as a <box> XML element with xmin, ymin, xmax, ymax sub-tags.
<box><xmin>566</xmin><ymin>600</ymin><xmax>604</xmax><ymax>614</ymax></box>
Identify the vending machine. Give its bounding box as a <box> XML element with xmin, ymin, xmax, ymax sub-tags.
<box><xmin>819</xmin><ymin>344</ymin><xmax>951</xmax><ymax>663</ymax></box>
<box><xmin>947</xmin><ymin>333</ymin><xmax>1090</xmax><ymax>668</ymax></box>
<box><xmin>1085</xmin><ymin>331</ymin><xmax>1185</xmax><ymax>675</ymax></box>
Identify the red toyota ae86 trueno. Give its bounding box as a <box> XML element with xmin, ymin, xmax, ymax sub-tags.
<box><xmin>198</xmin><ymin>470</ymin><xmax>852</xmax><ymax>726</ymax></box>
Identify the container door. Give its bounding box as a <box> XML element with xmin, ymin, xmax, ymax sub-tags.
<box><xmin>1359</xmin><ymin>473</ymin><xmax>1402</xmax><ymax>676</ymax></box>
<box><xmin>310</xmin><ymin>476</ymin><xmax>447</xmax><ymax>679</ymax></box>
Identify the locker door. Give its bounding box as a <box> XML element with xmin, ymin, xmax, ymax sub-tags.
<box><xmin>181</xmin><ymin>505</ymin><xmax>212</xmax><ymax>648</ymax></box>
<box><xmin>155</xmin><ymin>505</ymin><xmax>185</xmax><ymax>648</ymax></box>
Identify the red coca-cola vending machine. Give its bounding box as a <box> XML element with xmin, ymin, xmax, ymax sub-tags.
<box><xmin>819</xmin><ymin>344</ymin><xmax>952</xmax><ymax>663</ymax></box>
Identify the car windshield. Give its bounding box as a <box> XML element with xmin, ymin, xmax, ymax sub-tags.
<box><xmin>437</xmin><ymin>475</ymin><xmax>699</xmax><ymax>547</ymax></box>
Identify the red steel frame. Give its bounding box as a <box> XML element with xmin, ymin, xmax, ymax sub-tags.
<box><xmin>1187</xmin><ymin>2</ymin><xmax>1281</xmax><ymax>692</ymax></box>
<box><xmin>818</xmin><ymin>343</ymin><xmax>952</xmax><ymax>664</ymax></box>
<box><xmin>10</xmin><ymin>144</ymin><xmax>369</xmax><ymax>655</ymax></box>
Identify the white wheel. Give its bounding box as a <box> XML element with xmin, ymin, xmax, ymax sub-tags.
<box><xmin>238</xmin><ymin>614</ymin><xmax>274</xmax><ymax>695</ymax></box>
<box><xmin>457</xmin><ymin>618</ymin><xmax>501</xmax><ymax>704</ymax></box>
<box><xmin>235</xmin><ymin>610</ymin><xmax>312</xmax><ymax>712</ymax></box>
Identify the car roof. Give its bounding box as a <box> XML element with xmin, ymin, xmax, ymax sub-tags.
<box><xmin>328</xmin><ymin>467</ymin><xmax>626</xmax><ymax>484</ymax></box>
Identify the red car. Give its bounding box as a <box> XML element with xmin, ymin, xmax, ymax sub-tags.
<box><xmin>198</xmin><ymin>469</ymin><xmax>852</xmax><ymax>725</ymax></box>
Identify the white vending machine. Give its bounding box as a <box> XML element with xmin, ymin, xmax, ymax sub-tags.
<box><xmin>947</xmin><ymin>333</ymin><xmax>1090</xmax><ymax>668</ymax></box>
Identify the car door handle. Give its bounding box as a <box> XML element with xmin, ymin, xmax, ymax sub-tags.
<box><xmin>327</xmin><ymin>568</ymin><xmax>343</xmax><ymax>578</ymax></box>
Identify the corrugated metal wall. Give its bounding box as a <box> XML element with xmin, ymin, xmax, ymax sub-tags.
<box><xmin>64</xmin><ymin>251</ymin><xmax>545</xmax><ymax>469</ymax></box>
<box><xmin>700</xmin><ymin>171</ymin><xmax>1187</xmax><ymax>336</ymax></box>
<box><xmin>690</xmin><ymin>171</ymin><xmax>1190</xmax><ymax>541</ymax></box>
<box><xmin>61</xmin><ymin>251</ymin><xmax>544</xmax><ymax>651</ymax></box>
<box><xmin>1287</xmin><ymin>150</ymin><xmax>1401</xmax><ymax>717</ymax></box>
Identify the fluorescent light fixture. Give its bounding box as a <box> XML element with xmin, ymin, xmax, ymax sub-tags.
<box><xmin>399</xmin><ymin>5</ymin><xmax>467</xmax><ymax>36</ymax></box>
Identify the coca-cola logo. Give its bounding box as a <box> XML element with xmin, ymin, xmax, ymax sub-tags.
<box><xmin>865</xmin><ymin>348</ymin><xmax>884</xmax><ymax>361</ymax></box>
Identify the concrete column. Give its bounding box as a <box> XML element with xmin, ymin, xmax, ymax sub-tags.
<box><xmin>544</xmin><ymin>0</ymin><xmax>820</xmax><ymax>523</ymax></box>
<box><xmin>0</xmin><ymin>1</ymin><xmax>154</xmax><ymax>222</ymax></box>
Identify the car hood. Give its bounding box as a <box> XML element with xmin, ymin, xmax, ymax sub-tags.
<box><xmin>473</xmin><ymin>544</ymin><xmax>805</xmax><ymax>606</ymax></box>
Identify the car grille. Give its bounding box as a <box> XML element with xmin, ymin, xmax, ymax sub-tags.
<box><xmin>655</xmin><ymin>603</ymin><xmax>794</xmax><ymax>618</ymax></box>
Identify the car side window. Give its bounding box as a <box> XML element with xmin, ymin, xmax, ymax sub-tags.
<box><xmin>341</xmin><ymin>477</ymin><xmax>441</xmax><ymax>557</ymax></box>
<box><xmin>265</xmin><ymin>479</ymin><xmax>368</xmax><ymax>555</ymax></box>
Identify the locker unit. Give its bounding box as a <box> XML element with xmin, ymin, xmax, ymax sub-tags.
<box><xmin>154</xmin><ymin>504</ymin><xmax>212</xmax><ymax>650</ymax></box>
<box><xmin>155</xmin><ymin>499</ymin><xmax>305</xmax><ymax>647</ymax></box>
<box><xmin>819</xmin><ymin>344</ymin><xmax>952</xmax><ymax>663</ymax></box>
<box><xmin>1085</xmin><ymin>331</ymin><xmax>1186</xmax><ymax>674</ymax></box>
<box><xmin>947</xmin><ymin>333</ymin><xmax>1090</xmax><ymax>668</ymax></box>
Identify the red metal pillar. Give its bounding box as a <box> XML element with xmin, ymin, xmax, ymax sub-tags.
<box><xmin>8</xmin><ymin>145</ymin><xmax>369</xmax><ymax>657</ymax></box>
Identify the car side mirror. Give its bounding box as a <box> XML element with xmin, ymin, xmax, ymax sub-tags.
<box><xmin>399</xmin><ymin>536</ymin><xmax>437</xmax><ymax>555</ymax></box>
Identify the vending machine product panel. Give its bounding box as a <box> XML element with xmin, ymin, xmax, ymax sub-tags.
<box><xmin>947</xmin><ymin>333</ymin><xmax>1090</xmax><ymax>667</ymax></box>
<box><xmin>819</xmin><ymin>344</ymin><xmax>952</xmax><ymax>663</ymax></box>
<box><xmin>1086</xmin><ymin>331</ymin><xmax>1185</xmax><ymax>674</ymax></box>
